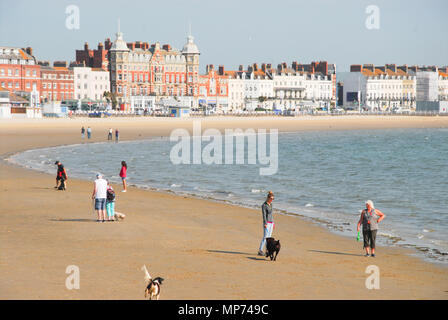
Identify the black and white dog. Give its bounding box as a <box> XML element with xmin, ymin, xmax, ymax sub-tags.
<box><xmin>265</xmin><ymin>237</ymin><xmax>281</xmax><ymax>261</ymax></box>
<box><xmin>142</xmin><ymin>265</ymin><xmax>164</xmax><ymax>300</ymax></box>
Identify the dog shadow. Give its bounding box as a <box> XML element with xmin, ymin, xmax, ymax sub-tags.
<box><xmin>207</xmin><ymin>250</ymin><xmax>270</xmax><ymax>261</ymax></box>
<box><xmin>207</xmin><ymin>250</ymin><xmax>253</xmax><ymax>255</ymax></box>
<box><xmin>308</xmin><ymin>249</ymin><xmax>365</xmax><ymax>257</ymax></box>
<box><xmin>246</xmin><ymin>257</ymin><xmax>269</xmax><ymax>261</ymax></box>
<box><xmin>50</xmin><ymin>218</ymin><xmax>97</xmax><ymax>223</ymax></box>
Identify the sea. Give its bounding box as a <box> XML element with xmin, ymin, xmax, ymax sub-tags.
<box><xmin>8</xmin><ymin>127</ymin><xmax>448</xmax><ymax>264</ymax></box>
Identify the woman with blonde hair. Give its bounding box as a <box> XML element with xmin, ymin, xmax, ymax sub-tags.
<box><xmin>357</xmin><ymin>200</ymin><xmax>386</xmax><ymax>257</ymax></box>
<box><xmin>258</xmin><ymin>191</ymin><xmax>275</xmax><ymax>256</ymax></box>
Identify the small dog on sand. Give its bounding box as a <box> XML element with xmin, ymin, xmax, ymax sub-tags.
<box><xmin>142</xmin><ymin>265</ymin><xmax>164</xmax><ymax>300</ymax></box>
<box><xmin>114</xmin><ymin>212</ymin><xmax>126</xmax><ymax>221</ymax></box>
<box><xmin>265</xmin><ymin>237</ymin><xmax>281</xmax><ymax>261</ymax></box>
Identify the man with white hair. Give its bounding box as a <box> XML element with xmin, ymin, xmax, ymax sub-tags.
<box><xmin>357</xmin><ymin>200</ymin><xmax>386</xmax><ymax>257</ymax></box>
<box><xmin>92</xmin><ymin>173</ymin><xmax>108</xmax><ymax>222</ymax></box>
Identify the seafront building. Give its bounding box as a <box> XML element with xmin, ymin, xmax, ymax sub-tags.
<box><xmin>39</xmin><ymin>61</ymin><xmax>75</xmax><ymax>102</ymax></box>
<box><xmin>343</xmin><ymin>64</ymin><xmax>448</xmax><ymax>112</ymax></box>
<box><xmin>343</xmin><ymin>64</ymin><xmax>417</xmax><ymax>111</ymax></box>
<box><xmin>439</xmin><ymin>68</ymin><xmax>448</xmax><ymax>101</ymax></box>
<box><xmin>198</xmin><ymin>65</ymin><xmax>229</xmax><ymax>112</ymax></box>
<box><xmin>0</xmin><ymin>47</ymin><xmax>41</xmax><ymax>98</ymax></box>
<box><xmin>72</xmin><ymin>66</ymin><xmax>110</xmax><ymax>102</ymax></box>
<box><xmin>1</xmin><ymin>37</ymin><xmax>446</xmax><ymax>116</ymax></box>
<box><xmin>221</xmin><ymin>61</ymin><xmax>335</xmax><ymax>112</ymax></box>
<box><xmin>272</xmin><ymin>61</ymin><xmax>335</xmax><ymax>111</ymax></box>
<box><xmin>104</xmin><ymin>24</ymin><xmax>200</xmax><ymax>110</ymax></box>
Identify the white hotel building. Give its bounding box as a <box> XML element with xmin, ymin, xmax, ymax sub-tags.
<box><xmin>343</xmin><ymin>64</ymin><xmax>417</xmax><ymax>110</ymax></box>
<box><xmin>226</xmin><ymin>62</ymin><xmax>335</xmax><ymax>111</ymax></box>
<box><xmin>73</xmin><ymin>67</ymin><xmax>110</xmax><ymax>102</ymax></box>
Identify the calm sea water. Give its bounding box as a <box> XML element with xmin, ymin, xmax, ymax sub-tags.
<box><xmin>9</xmin><ymin>128</ymin><xmax>448</xmax><ymax>264</ymax></box>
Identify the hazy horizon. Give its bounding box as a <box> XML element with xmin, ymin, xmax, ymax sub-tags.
<box><xmin>1</xmin><ymin>0</ymin><xmax>447</xmax><ymax>73</ymax></box>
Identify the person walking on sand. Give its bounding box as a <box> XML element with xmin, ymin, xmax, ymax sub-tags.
<box><xmin>92</xmin><ymin>173</ymin><xmax>108</xmax><ymax>222</ymax></box>
<box><xmin>106</xmin><ymin>180</ymin><xmax>116</xmax><ymax>221</ymax></box>
<box><xmin>357</xmin><ymin>200</ymin><xmax>386</xmax><ymax>257</ymax></box>
<box><xmin>54</xmin><ymin>161</ymin><xmax>68</xmax><ymax>190</ymax></box>
<box><xmin>258</xmin><ymin>191</ymin><xmax>275</xmax><ymax>256</ymax></box>
<box><xmin>108</xmin><ymin>128</ymin><xmax>113</xmax><ymax>141</ymax></box>
<box><xmin>119</xmin><ymin>161</ymin><xmax>127</xmax><ymax>192</ymax></box>
<box><xmin>81</xmin><ymin>126</ymin><xmax>85</xmax><ymax>139</ymax></box>
<box><xmin>87</xmin><ymin>126</ymin><xmax>92</xmax><ymax>139</ymax></box>
<box><xmin>115</xmin><ymin>128</ymin><xmax>119</xmax><ymax>142</ymax></box>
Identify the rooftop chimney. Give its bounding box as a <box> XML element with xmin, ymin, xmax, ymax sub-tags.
<box><xmin>84</xmin><ymin>42</ymin><xmax>89</xmax><ymax>51</ymax></box>
<box><xmin>53</xmin><ymin>61</ymin><xmax>68</xmax><ymax>68</ymax></box>
<box><xmin>398</xmin><ymin>65</ymin><xmax>408</xmax><ymax>74</ymax></box>
<box><xmin>292</xmin><ymin>61</ymin><xmax>298</xmax><ymax>71</ymax></box>
<box><xmin>386</xmin><ymin>64</ymin><xmax>397</xmax><ymax>72</ymax></box>
<box><xmin>25</xmin><ymin>47</ymin><xmax>33</xmax><ymax>57</ymax></box>
<box><xmin>218</xmin><ymin>65</ymin><xmax>224</xmax><ymax>76</ymax></box>
<box><xmin>363</xmin><ymin>64</ymin><xmax>374</xmax><ymax>72</ymax></box>
<box><xmin>350</xmin><ymin>65</ymin><xmax>363</xmax><ymax>72</ymax></box>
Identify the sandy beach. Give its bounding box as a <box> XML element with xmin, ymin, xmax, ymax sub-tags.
<box><xmin>1</xmin><ymin>116</ymin><xmax>447</xmax><ymax>300</ymax></box>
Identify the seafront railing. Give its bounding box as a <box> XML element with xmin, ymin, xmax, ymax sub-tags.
<box><xmin>61</xmin><ymin>110</ymin><xmax>448</xmax><ymax>118</ymax></box>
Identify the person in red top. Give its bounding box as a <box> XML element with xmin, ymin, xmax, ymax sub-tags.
<box><xmin>54</xmin><ymin>161</ymin><xmax>68</xmax><ymax>190</ymax></box>
<box><xmin>119</xmin><ymin>161</ymin><xmax>127</xmax><ymax>192</ymax></box>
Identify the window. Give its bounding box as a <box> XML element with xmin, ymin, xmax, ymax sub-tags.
<box><xmin>15</xmin><ymin>82</ymin><xmax>19</xmax><ymax>88</ymax></box>
<box><xmin>26</xmin><ymin>82</ymin><xmax>30</xmax><ymax>89</ymax></box>
<box><xmin>43</xmin><ymin>83</ymin><xmax>47</xmax><ymax>89</ymax></box>
<box><xmin>8</xmin><ymin>69</ymin><xmax>12</xmax><ymax>76</ymax></box>
<box><xmin>15</xmin><ymin>69</ymin><xmax>19</xmax><ymax>76</ymax></box>
<box><xmin>53</xmin><ymin>83</ymin><xmax>57</xmax><ymax>89</ymax></box>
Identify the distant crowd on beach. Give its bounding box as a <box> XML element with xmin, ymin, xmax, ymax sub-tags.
<box><xmin>80</xmin><ymin>126</ymin><xmax>119</xmax><ymax>142</ymax></box>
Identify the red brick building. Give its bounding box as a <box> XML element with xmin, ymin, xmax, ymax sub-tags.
<box><xmin>108</xmin><ymin>27</ymin><xmax>200</xmax><ymax>107</ymax></box>
<box><xmin>75</xmin><ymin>40</ymin><xmax>112</xmax><ymax>70</ymax></box>
<box><xmin>198</xmin><ymin>64</ymin><xmax>228</xmax><ymax>109</ymax></box>
<box><xmin>39</xmin><ymin>61</ymin><xmax>74</xmax><ymax>102</ymax></box>
<box><xmin>0</xmin><ymin>47</ymin><xmax>41</xmax><ymax>99</ymax></box>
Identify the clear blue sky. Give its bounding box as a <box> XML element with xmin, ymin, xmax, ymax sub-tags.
<box><xmin>0</xmin><ymin>0</ymin><xmax>447</xmax><ymax>72</ymax></box>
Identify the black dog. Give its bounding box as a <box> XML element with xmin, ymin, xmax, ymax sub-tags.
<box><xmin>265</xmin><ymin>237</ymin><xmax>281</xmax><ymax>261</ymax></box>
